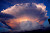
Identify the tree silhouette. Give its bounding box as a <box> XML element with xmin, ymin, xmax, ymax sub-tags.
<box><xmin>48</xmin><ymin>19</ymin><xmax>50</xmax><ymax>24</ymax></box>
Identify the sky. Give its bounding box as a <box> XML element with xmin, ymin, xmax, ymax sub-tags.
<box><xmin>0</xmin><ymin>0</ymin><xmax>50</xmax><ymax>32</ymax></box>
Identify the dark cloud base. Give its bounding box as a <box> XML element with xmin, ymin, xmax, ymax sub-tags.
<box><xmin>0</xmin><ymin>12</ymin><xmax>14</xmax><ymax>19</ymax></box>
<box><xmin>1</xmin><ymin>28</ymin><xmax>50</xmax><ymax>33</ymax></box>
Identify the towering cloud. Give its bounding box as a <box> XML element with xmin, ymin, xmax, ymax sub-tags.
<box><xmin>1</xmin><ymin>3</ymin><xmax>48</xmax><ymax>31</ymax></box>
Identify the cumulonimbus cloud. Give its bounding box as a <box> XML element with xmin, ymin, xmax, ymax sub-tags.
<box><xmin>1</xmin><ymin>3</ymin><xmax>48</xmax><ymax>31</ymax></box>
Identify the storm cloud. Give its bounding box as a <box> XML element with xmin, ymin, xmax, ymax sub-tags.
<box><xmin>1</xmin><ymin>3</ymin><xmax>48</xmax><ymax>31</ymax></box>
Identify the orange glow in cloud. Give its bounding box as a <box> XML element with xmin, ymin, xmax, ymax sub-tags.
<box><xmin>14</xmin><ymin>15</ymin><xmax>40</xmax><ymax>23</ymax></box>
<box><xmin>5</xmin><ymin>15</ymin><xmax>43</xmax><ymax>24</ymax></box>
<box><xmin>5</xmin><ymin>15</ymin><xmax>44</xmax><ymax>29</ymax></box>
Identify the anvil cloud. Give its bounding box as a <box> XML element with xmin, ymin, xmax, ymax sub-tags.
<box><xmin>1</xmin><ymin>3</ymin><xmax>48</xmax><ymax>31</ymax></box>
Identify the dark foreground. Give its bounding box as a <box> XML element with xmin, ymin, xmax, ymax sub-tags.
<box><xmin>1</xmin><ymin>27</ymin><xmax>50</xmax><ymax>33</ymax></box>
